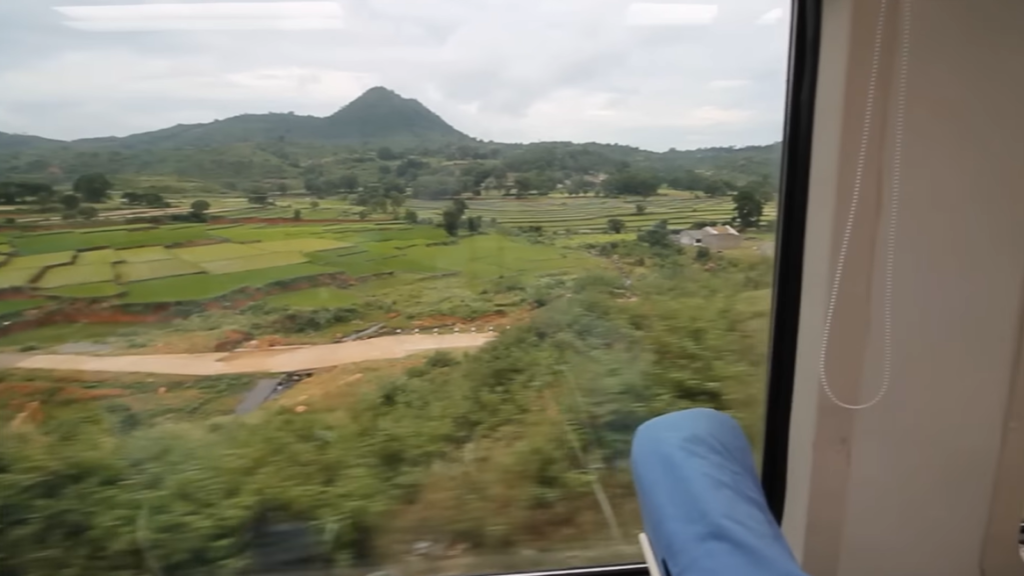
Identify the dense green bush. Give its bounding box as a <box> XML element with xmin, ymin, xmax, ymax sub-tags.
<box><xmin>0</xmin><ymin>254</ymin><xmax>772</xmax><ymax>575</ymax></box>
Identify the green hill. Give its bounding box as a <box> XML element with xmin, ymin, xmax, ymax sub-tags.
<box><xmin>71</xmin><ymin>87</ymin><xmax>471</xmax><ymax>150</ymax></box>
<box><xmin>0</xmin><ymin>131</ymin><xmax>63</xmax><ymax>152</ymax></box>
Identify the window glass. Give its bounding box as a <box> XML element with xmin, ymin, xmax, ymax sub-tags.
<box><xmin>0</xmin><ymin>1</ymin><xmax>791</xmax><ymax>574</ymax></box>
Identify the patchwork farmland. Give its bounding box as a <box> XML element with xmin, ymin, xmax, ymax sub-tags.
<box><xmin>0</xmin><ymin>196</ymin><xmax>771</xmax><ymax>313</ymax></box>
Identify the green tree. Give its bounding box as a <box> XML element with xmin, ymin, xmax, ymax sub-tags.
<box><xmin>412</xmin><ymin>176</ymin><xmax>459</xmax><ymax>200</ymax></box>
<box><xmin>248</xmin><ymin>193</ymin><xmax>269</xmax><ymax>206</ymax></box>
<box><xmin>72</xmin><ymin>173</ymin><xmax>113</xmax><ymax>203</ymax></box>
<box><xmin>336</xmin><ymin>173</ymin><xmax>360</xmax><ymax>192</ymax></box>
<box><xmin>387</xmin><ymin>192</ymin><xmax>406</xmax><ymax>213</ymax></box>
<box><xmin>638</xmin><ymin>220</ymin><xmax>673</xmax><ymax>249</ymax></box>
<box><xmin>403</xmin><ymin>209</ymin><xmax>419</xmax><ymax>224</ymax></box>
<box><xmin>732</xmin><ymin>189</ymin><xmax>765</xmax><ymax>229</ymax></box>
<box><xmin>310</xmin><ymin>200</ymin><xmax>320</xmax><ymax>209</ymax></box>
<box><xmin>77</xmin><ymin>205</ymin><xmax>99</xmax><ymax>220</ymax></box>
<box><xmin>142</xmin><ymin>192</ymin><xmax>167</xmax><ymax>207</ymax></box>
<box><xmin>293</xmin><ymin>209</ymin><xmax>302</xmax><ymax>221</ymax></box>
<box><xmin>381</xmin><ymin>179</ymin><xmax>406</xmax><ymax>195</ymax></box>
<box><xmin>635</xmin><ymin>203</ymin><xmax>647</xmax><ymax>215</ymax></box>
<box><xmin>568</xmin><ymin>176</ymin><xmax>596</xmax><ymax>196</ymax></box>
<box><xmin>602</xmin><ymin>170</ymin><xmax>661</xmax><ymax>197</ymax></box>
<box><xmin>442</xmin><ymin>207</ymin><xmax>462</xmax><ymax>237</ymax></box>
<box><xmin>303</xmin><ymin>177</ymin><xmax>324</xmax><ymax>194</ymax></box>
<box><xmin>607</xmin><ymin>218</ymin><xmax>626</xmax><ymax>234</ymax></box>
<box><xmin>467</xmin><ymin>215</ymin><xmax>483</xmax><ymax>233</ymax></box>
<box><xmin>358</xmin><ymin>209</ymin><xmax>371</xmax><ymax>220</ymax></box>
<box><xmin>121</xmin><ymin>191</ymin><xmax>142</xmax><ymax>205</ymax></box>
<box><xmin>275</xmin><ymin>182</ymin><xmax>288</xmax><ymax>193</ymax></box>
<box><xmin>377</xmin><ymin>146</ymin><xmax>399</xmax><ymax>161</ymax></box>
<box><xmin>703</xmin><ymin>179</ymin><xmax>729</xmax><ymax>198</ymax></box>
<box><xmin>513</xmin><ymin>174</ymin><xmax>534</xmax><ymax>194</ymax></box>
<box><xmin>190</xmin><ymin>199</ymin><xmax>211</xmax><ymax>215</ymax></box>
<box><xmin>59</xmin><ymin>193</ymin><xmax>81</xmax><ymax>211</ymax></box>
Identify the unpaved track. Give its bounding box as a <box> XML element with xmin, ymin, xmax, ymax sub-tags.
<box><xmin>4</xmin><ymin>334</ymin><xmax>495</xmax><ymax>376</ymax></box>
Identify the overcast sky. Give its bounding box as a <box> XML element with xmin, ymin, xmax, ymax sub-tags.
<box><xmin>0</xmin><ymin>0</ymin><xmax>792</xmax><ymax>151</ymax></box>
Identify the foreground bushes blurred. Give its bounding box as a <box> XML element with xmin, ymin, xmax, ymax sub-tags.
<box><xmin>0</xmin><ymin>255</ymin><xmax>772</xmax><ymax>575</ymax></box>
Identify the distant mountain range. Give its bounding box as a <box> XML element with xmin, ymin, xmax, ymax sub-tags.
<box><xmin>0</xmin><ymin>87</ymin><xmax>783</xmax><ymax>187</ymax></box>
<box><xmin>0</xmin><ymin>87</ymin><xmax>473</xmax><ymax>151</ymax></box>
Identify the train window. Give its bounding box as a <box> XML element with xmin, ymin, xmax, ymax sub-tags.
<box><xmin>0</xmin><ymin>1</ymin><xmax>796</xmax><ymax>575</ymax></box>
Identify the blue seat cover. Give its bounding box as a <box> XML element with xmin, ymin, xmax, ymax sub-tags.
<box><xmin>631</xmin><ymin>409</ymin><xmax>808</xmax><ymax>576</ymax></box>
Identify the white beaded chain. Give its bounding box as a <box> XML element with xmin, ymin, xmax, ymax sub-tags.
<box><xmin>819</xmin><ymin>0</ymin><xmax>912</xmax><ymax>410</ymax></box>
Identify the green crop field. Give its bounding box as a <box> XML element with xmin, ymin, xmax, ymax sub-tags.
<box><xmin>79</xmin><ymin>224</ymin><xmax>156</xmax><ymax>234</ymax></box>
<box><xmin>211</xmin><ymin>225</ymin><xmax>336</xmax><ymax>243</ymax></box>
<box><xmin>6</xmin><ymin>251</ymin><xmax>76</xmax><ymax>269</ymax></box>
<box><xmin>200</xmin><ymin>252</ymin><xmax>308</xmax><ymax>274</ymax></box>
<box><xmin>0</xmin><ymin>299</ymin><xmax>49</xmax><ymax>316</ymax></box>
<box><xmin>10</xmin><ymin>228</ymin><xmax>213</xmax><ymax>255</ymax></box>
<box><xmin>118</xmin><ymin>246</ymin><xmax>175</xmax><ymax>263</ymax></box>
<box><xmin>0</xmin><ymin>267</ymin><xmax>41</xmax><ymax>289</ymax></box>
<box><xmin>172</xmin><ymin>243</ymin><xmax>266</xmax><ymax>263</ymax></box>
<box><xmin>252</xmin><ymin>239</ymin><xmax>352</xmax><ymax>253</ymax></box>
<box><xmin>0</xmin><ymin>194</ymin><xmax>768</xmax><ymax>306</ymax></box>
<box><xmin>120</xmin><ymin>263</ymin><xmax>339</xmax><ymax>303</ymax></box>
<box><xmin>42</xmin><ymin>282</ymin><xmax>126</xmax><ymax>299</ymax></box>
<box><xmin>116</xmin><ymin>259</ymin><xmax>205</xmax><ymax>282</ymax></box>
<box><xmin>36</xmin><ymin>264</ymin><xmax>116</xmax><ymax>288</ymax></box>
<box><xmin>77</xmin><ymin>249</ymin><xmax>124</xmax><ymax>265</ymax></box>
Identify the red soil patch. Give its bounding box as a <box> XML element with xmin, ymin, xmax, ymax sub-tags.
<box><xmin>57</xmin><ymin>387</ymin><xmax>129</xmax><ymax>400</ymax></box>
<box><xmin>0</xmin><ymin>290</ymin><xmax>48</xmax><ymax>302</ymax></box>
<box><xmin>214</xmin><ymin>330</ymin><xmax>252</xmax><ymax>352</ymax></box>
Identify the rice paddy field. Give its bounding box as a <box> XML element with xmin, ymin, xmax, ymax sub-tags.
<box><xmin>0</xmin><ymin>196</ymin><xmax>770</xmax><ymax>312</ymax></box>
<box><xmin>408</xmin><ymin>195</ymin><xmax>777</xmax><ymax>232</ymax></box>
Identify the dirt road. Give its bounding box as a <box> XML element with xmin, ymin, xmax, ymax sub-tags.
<box><xmin>3</xmin><ymin>333</ymin><xmax>495</xmax><ymax>376</ymax></box>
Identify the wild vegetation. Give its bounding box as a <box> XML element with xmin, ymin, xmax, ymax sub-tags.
<box><xmin>0</xmin><ymin>86</ymin><xmax>780</xmax><ymax>575</ymax></box>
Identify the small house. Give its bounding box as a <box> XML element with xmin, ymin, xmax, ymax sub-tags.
<box><xmin>671</xmin><ymin>225</ymin><xmax>742</xmax><ymax>250</ymax></box>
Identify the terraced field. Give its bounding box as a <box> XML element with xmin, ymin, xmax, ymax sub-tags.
<box><xmin>0</xmin><ymin>196</ymin><xmax>763</xmax><ymax>310</ymax></box>
<box><xmin>407</xmin><ymin>196</ymin><xmax>775</xmax><ymax>232</ymax></box>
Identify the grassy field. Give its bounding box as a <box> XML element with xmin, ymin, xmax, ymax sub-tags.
<box><xmin>120</xmin><ymin>263</ymin><xmax>339</xmax><ymax>303</ymax></box>
<box><xmin>171</xmin><ymin>243</ymin><xmax>266</xmax><ymax>262</ymax></box>
<box><xmin>199</xmin><ymin>251</ymin><xmax>308</xmax><ymax>274</ymax></box>
<box><xmin>0</xmin><ymin>299</ymin><xmax>49</xmax><ymax>316</ymax></box>
<box><xmin>116</xmin><ymin>259</ymin><xmax>205</xmax><ymax>282</ymax></box>
<box><xmin>0</xmin><ymin>267</ymin><xmax>41</xmax><ymax>289</ymax></box>
<box><xmin>0</xmin><ymin>195</ymin><xmax>767</xmax><ymax>308</ymax></box>
<box><xmin>36</xmin><ymin>263</ymin><xmax>116</xmax><ymax>288</ymax></box>
<box><xmin>41</xmin><ymin>282</ymin><xmax>125</xmax><ymax>298</ymax></box>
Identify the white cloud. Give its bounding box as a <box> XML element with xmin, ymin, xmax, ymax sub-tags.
<box><xmin>0</xmin><ymin>52</ymin><xmax>375</xmax><ymax>104</ymax></box>
<box><xmin>55</xmin><ymin>2</ymin><xmax>344</xmax><ymax>31</ymax></box>
<box><xmin>1</xmin><ymin>0</ymin><xmax>793</xmax><ymax>148</ymax></box>
<box><xmin>756</xmin><ymin>7</ymin><xmax>786</xmax><ymax>25</ymax></box>
<box><xmin>625</xmin><ymin>3</ymin><xmax>718</xmax><ymax>26</ymax></box>
<box><xmin>54</xmin><ymin>2</ymin><xmax>343</xmax><ymax>20</ymax></box>
<box><xmin>63</xmin><ymin>19</ymin><xmax>345</xmax><ymax>31</ymax></box>
<box><xmin>708</xmin><ymin>79</ymin><xmax>752</xmax><ymax>88</ymax></box>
